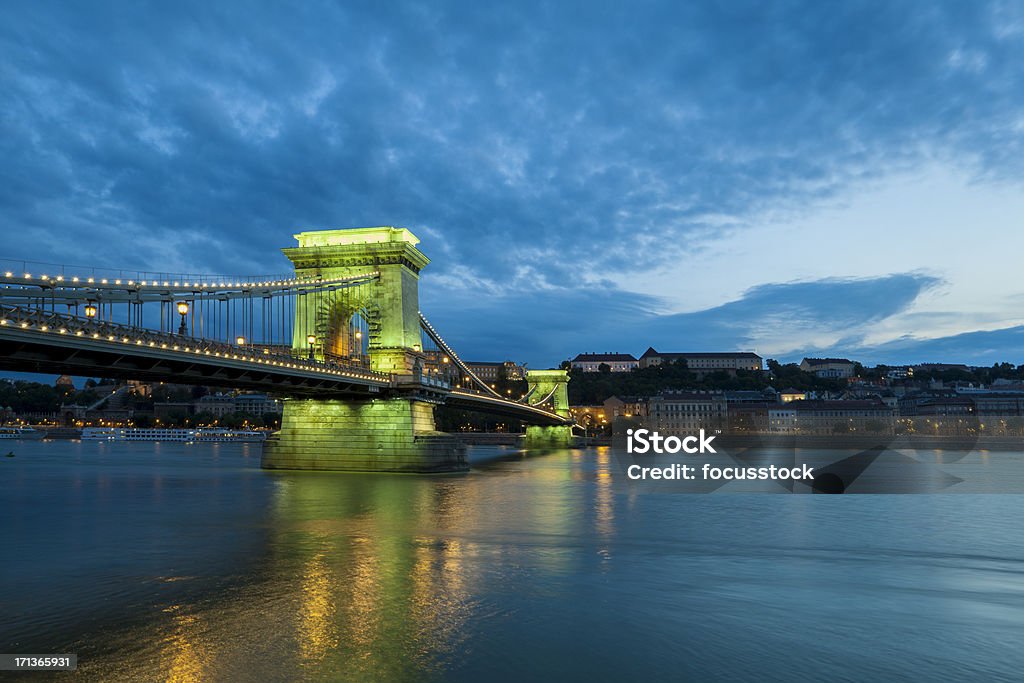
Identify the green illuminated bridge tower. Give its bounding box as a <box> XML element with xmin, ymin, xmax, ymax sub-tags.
<box><xmin>0</xmin><ymin>225</ymin><xmax>574</xmax><ymax>474</ymax></box>
<box><xmin>523</xmin><ymin>369</ymin><xmax>574</xmax><ymax>450</ymax></box>
<box><xmin>263</xmin><ymin>227</ymin><xmax>463</xmax><ymax>472</ymax></box>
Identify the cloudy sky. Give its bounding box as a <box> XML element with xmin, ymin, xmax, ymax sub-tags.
<box><xmin>3</xmin><ymin>1</ymin><xmax>1024</xmax><ymax>368</ymax></box>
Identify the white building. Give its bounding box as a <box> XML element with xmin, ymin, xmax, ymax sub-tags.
<box><xmin>570</xmin><ymin>352</ymin><xmax>639</xmax><ymax>372</ymax></box>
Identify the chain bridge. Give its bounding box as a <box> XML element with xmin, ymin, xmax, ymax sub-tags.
<box><xmin>0</xmin><ymin>227</ymin><xmax>573</xmax><ymax>472</ymax></box>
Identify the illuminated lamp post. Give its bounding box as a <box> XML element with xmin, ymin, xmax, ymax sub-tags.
<box><xmin>84</xmin><ymin>302</ymin><xmax>97</xmax><ymax>319</ymax></box>
<box><xmin>177</xmin><ymin>301</ymin><xmax>190</xmax><ymax>336</ymax></box>
<box><xmin>307</xmin><ymin>334</ymin><xmax>316</xmax><ymax>361</ymax></box>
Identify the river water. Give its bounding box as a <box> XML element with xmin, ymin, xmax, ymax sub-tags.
<box><xmin>2</xmin><ymin>441</ymin><xmax>1024</xmax><ymax>681</ymax></box>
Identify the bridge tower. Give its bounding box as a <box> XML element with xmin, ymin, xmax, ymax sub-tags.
<box><xmin>523</xmin><ymin>369</ymin><xmax>575</xmax><ymax>449</ymax></box>
<box><xmin>261</xmin><ymin>227</ymin><xmax>466</xmax><ymax>473</ymax></box>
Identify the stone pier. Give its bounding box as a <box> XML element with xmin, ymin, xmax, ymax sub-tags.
<box><xmin>262</xmin><ymin>397</ymin><xmax>466</xmax><ymax>473</ymax></box>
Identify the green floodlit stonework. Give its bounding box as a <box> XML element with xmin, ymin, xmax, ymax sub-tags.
<box><xmin>524</xmin><ymin>369</ymin><xmax>575</xmax><ymax>450</ymax></box>
<box><xmin>285</xmin><ymin>226</ymin><xmax>428</xmax><ymax>375</ymax></box>
<box><xmin>262</xmin><ymin>227</ymin><xmax>467</xmax><ymax>473</ymax></box>
<box><xmin>262</xmin><ymin>397</ymin><xmax>466</xmax><ymax>473</ymax></box>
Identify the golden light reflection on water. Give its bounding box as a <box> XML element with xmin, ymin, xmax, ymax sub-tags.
<box><xmin>595</xmin><ymin>448</ymin><xmax>615</xmax><ymax>541</ymax></box>
<box><xmin>158</xmin><ymin>605</ymin><xmax>207</xmax><ymax>683</ymax></box>
<box><xmin>267</xmin><ymin>474</ymin><xmax>483</xmax><ymax>679</ymax></box>
<box><xmin>66</xmin><ymin>450</ymin><xmax>608</xmax><ymax>680</ymax></box>
<box><xmin>339</xmin><ymin>534</ymin><xmax>384</xmax><ymax>663</ymax></box>
<box><xmin>298</xmin><ymin>551</ymin><xmax>340</xmax><ymax>663</ymax></box>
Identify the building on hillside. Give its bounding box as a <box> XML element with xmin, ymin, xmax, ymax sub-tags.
<box><xmin>915</xmin><ymin>363</ymin><xmax>970</xmax><ymax>373</ymax></box>
<box><xmin>570</xmin><ymin>353</ymin><xmax>638</xmax><ymax>372</ymax></box>
<box><xmin>194</xmin><ymin>393</ymin><xmax>236</xmax><ymax>417</ymax></box>
<box><xmin>233</xmin><ymin>393</ymin><xmax>283</xmax><ymax>416</ymax></box>
<box><xmin>885</xmin><ymin>366</ymin><xmax>913</xmax><ymax>380</ymax></box>
<box><xmin>779</xmin><ymin>388</ymin><xmax>807</xmax><ymax>403</ymax></box>
<box><xmin>799</xmin><ymin>358</ymin><xmax>856</xmax><ymax>379</ymax></box>
<box><xmin>647</xmin><ymin>391</ymin><xmax>727</xmax><ymax>433</ymax></box>
<box><xmin>464</xmin><ymin>360</ymin><xmax>525</xmax><ymax>381</ymax></box>
<box><xmin>603</xmin><ymin>395</ymin><xmax>646</xmax><ymax>419</ymax></box>
<box><xmin>638</xmin><ymin>348</ymin><xmax>762</xmax><ymax>374</ymax></box>
<box><xmin>191</xmin><ymin>392</ymin><xmax>281</xmax><ymax>418</ymax></box>
<box><xmin>723</xmin><ymin>389</ymin><xmax>777</xmax><ymax>404</ymax></box>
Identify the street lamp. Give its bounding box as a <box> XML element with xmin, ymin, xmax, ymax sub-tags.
<box><xmin>307</xmin><ymin>334</ymin><xmax>316</xmax><ymax>361</ymax></box>
<box><xmin>177</xmin><ymin>301</ymin><xmax>189</xmax><ymax>336</ymax></box>
<box><xmin>84</xmin><ymin>302</ymin><xmax>97</xmax><ymax>319</ymax></box>
<box><xmin>235</xmin><ymin>336</ymin><xmax>246</xmax><ymax>346</ymax></box>
<box><xmin>353</xmin><ymin>329</ymin><xmax>363</xmax><ymax>358</ymax></box>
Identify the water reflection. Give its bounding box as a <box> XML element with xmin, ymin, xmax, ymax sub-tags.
<box><xmin>264</xmin><ymin>473</ymin><xmax>483</xmax><ymax>680</ymax></box>
<box><xmin>158</xmin><ymin>605</ymin><xmax>208</xmax><ymax>683</ymax></box>
<box><xmin>10</xmin><ymin>443</ymin><xmax>1023</xmax><ymax>681</ymax></box>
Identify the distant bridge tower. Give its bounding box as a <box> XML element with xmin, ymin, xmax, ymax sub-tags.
<box><xmin>523</xmin><ymin>369</ymin><xmax>575</xmax><ymax>449</ymax></box>
<box><xmin>262</xmin><ymin>227</ymin><xmax>465</xmax><ymax>473</ymax></box>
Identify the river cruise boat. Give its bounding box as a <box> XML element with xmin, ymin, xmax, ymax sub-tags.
<box><xmin>81</xmin><ymin>427</ymin><xmax>267</xmax><ymax>442</ymax></box>
<box><xmin>0</xmin><ymin>426</ymin><xmax>46</xmax><ymax>440</ymax></box>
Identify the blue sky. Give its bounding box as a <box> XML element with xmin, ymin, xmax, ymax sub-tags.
<box><xmin>3</xmin><ymin>1</ymin><xmax>1024</xmax><ymax>369</ymax></box>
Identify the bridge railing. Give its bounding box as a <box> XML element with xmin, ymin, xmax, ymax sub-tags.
<box><xmin>0</xmin><ymin>304</ymin><xmax>391</xmax><ymax>384</ymax></box>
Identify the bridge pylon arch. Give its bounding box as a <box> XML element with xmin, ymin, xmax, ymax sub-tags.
<box><xmin>283</xmin><ymin>226</ymin><xmax>428</xmax><ymax>373</ymax></box>
<box><xmin>263</xmin><ymin>227</ymin><xmax>466</xmax><ymax>473</ymax></box>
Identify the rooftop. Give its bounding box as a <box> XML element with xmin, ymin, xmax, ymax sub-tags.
<box><xmin>641</xmin><ymin>347</ymin><xmax>761</xmax><ymax>359</ymax></box>
<box><xmin>801</xmin><ymin>357</ymin><xmax>854</xmax><ymax>366</ymax></box>
<box><xmin>571</xmin><ymin>353</ymin><xmax>638</xmax><ymax>362</ymax></box>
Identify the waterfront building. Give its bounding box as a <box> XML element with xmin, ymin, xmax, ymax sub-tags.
<box><xmin>570</xmin><ymin>352</ymin><xmax>639</xmax><ymax>372</ymax></box>
<box><xmin>799</xmin><ymin>357</ymin><xmax>856</xmax><ymax>379</ymax></box>
<box><xmin>773</xmin><ymin>399</ymin><xmax>895</xmax><ymax>434</ymax></box>
<box><xmin>768</xmin><ymin>404</ymin><xmax>798</xmax><ymax>432</ymax></box>
<box><xmin>727</xmin><ymin>402</ymin><xmax>772</xmax><ymax>433</ymax></box>
<box><xmin>194</xmin><ymin>393</ymin><xmax>236</xmax><ymax>417</ymax></box>
<box><xmin>898</xmin><ymin>390</ymin><xmax>967</xmax><ymax>416</ymax></box>
<box><xmin>647</xmin><ymin>391</ymin><xmax>728</xmax><ymax>433</ymax></box>
<box><xmin>960</xmin><ymin>392</ymin><xmax>1024</xmax><ymax>417</ymax></box>
<box><xmin>638</xmin><ymin>348</ymin><xmax>762</xmax><ymax>374</ymax></box>
<box><xmin>603</xmin><ymin>395</ymin><xmax>646</xmax><ymax>419</ymax></box>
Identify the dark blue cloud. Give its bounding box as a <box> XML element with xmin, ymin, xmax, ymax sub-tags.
<box><xmin>424</xmin><ymin>273</ymin><xmax>941</xmax><ymax>365</ymax></box>
<box><xmin>846</xmin><ymin>325</ymin><xmax>1024</xmax><ymax>367</ymax></box>
<box><xmin>1</xmin><ymin>2</ymin><xmax>1022</xmax><ymax>365</ymax></box>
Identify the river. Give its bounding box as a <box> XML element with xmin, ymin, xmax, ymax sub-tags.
<box><xmin>2</xmin><ymin>441</ymin><xmax>1023</xmax><ymax>681</ymax></box>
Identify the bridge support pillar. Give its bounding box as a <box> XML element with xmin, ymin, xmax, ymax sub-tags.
<box><xmin>262</xmin><ymin>397</ymin><xmax>467</xmax><ymax>473</ymax></box>
<box><xmin>524</xmin><ymin>424</ymin><xmax>575</xmax><ymax>450</ymax></box>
